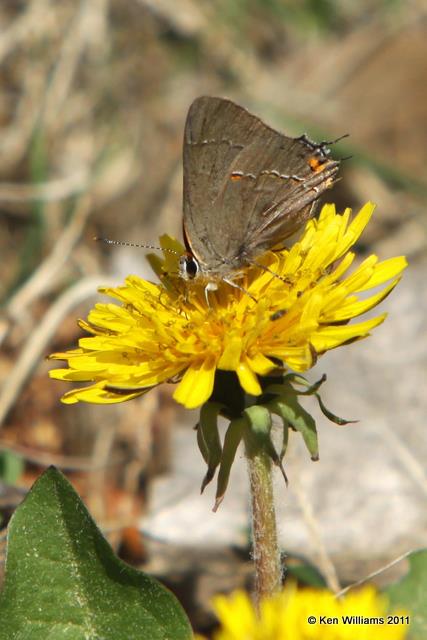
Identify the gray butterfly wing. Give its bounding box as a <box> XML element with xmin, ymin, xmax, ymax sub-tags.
<box><xmin>183</xmin><ymin>96</ymin><xmax>339</xmax><ymax>275</ymax></box>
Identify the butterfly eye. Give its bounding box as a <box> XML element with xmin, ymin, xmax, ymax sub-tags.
<box><xmin>179</xmin><ymin>253</ymin><xmax>199</xmax><ymax>280</ymax></box>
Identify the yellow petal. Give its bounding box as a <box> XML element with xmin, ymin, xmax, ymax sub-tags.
<box><xmin>322</xmin><ymin>278</ymin><xmax>401</xmax><ymax>322</ymax></box>
<box><xmin>49</xmin><ymin>368</ymin><xmax>98</xmax><ymax>382</ymax></box>
<box><xmin>218</xmin><ymin>335</ymin><xmax>242</xmax><ymax>370</ymax></box>
<box><xmin>340</xmin><ymin>254</ymin><xmax>378</xmax><ymax>292</ymax></box>
<box><xmin>61</xmin><ymin>384</ymin><xmax>144</xmax><ymax>404</ymax></box>
<box><xmin>268</xmin><ymin>344</ymin><xmax>313</xmax><ymax>372</ymax></box>
<box><xmin>236</xmin><ymin>360</ymin><xmax>262</xmax><ymax>396</ymax></box>
<box><xmin>356</xmin><ymin>256</ymin><xmax>408</xmax><ymax>291</ymax></box>
<box><xmin>173</xmin><ymin>358</ymin><xmax>216</xmax><ymax>408</ymax></box>
<box><xmin>337</xmin><ymin>201</ymin><xmax>375</xmax><ymax>257</ymax></box>
<box><xmin>246</xmin><ymin>352</ymin><xmax>275</xmax><ymax>376</ymax></box>
<box><xmin>311</xmin><ymin>314</ymin><xmax>386</xmax><ymax>351</ymax></box>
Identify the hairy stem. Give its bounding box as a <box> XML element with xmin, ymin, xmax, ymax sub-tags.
<box><xmin>244</xmin><ymin>433</ymin><xmax>282</xmax><ymax>603</ymax></box>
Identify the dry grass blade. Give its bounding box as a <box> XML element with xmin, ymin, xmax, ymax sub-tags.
<box><xmin>0</xmin><ymin>171</ymin><xmax>89</xmax><ymax>204</ymax></box>
<box><xmin>0</xmin><ymin>440</ymin><xmax>130</xmax><ymax>472</ymax></box>
<box><xmin>0</xmin><ymin>275</ymin><xmax>116</xmax><ymax>430</ymax></box>
<box><xmin>41</xmin><ymin>0</ymin><xmax>108</xmax><ymax>128</ymax></box>
<box><xmin>292</xmin><ymin>473</ymin><xmax>341</xmax><ymax>593</ymax></box>
<box><xmin>0</xmin><ymin>0</ymin><xmax>53</xmax><ymax>63</ymax></box>
<box><xmin>335</xmin><ymin>549</ymin><xmax>416</xmax><ymax>598</ymax></box>
<box><xmin>376</xmin><ymin>422</ymin><xmax>427</xmax><ymax>500</ymax></box>
<box><xmin>6</xmin><ymin>196</ymin><xmax>92</xmax><ymax>322</ymax></box>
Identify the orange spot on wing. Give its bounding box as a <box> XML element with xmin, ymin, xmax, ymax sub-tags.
<box><xmin>308</xmin><ymin>157</ymin><xmax>327</xmax><ymax>172</ymax></box>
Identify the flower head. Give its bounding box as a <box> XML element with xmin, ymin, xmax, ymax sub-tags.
<box><xmin>49</xmin><ymin>202</ymin><xmax>406</xmax><ymax>409</ymax></box>
<box><xmin>211</xmin><ymin>584</ymin><xmax>409</xmax><ymax>640</ymax></box>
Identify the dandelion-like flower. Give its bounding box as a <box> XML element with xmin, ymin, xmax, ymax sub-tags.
<box><xmin>49</xmin><ymin>202</ymin><xmax>406</xmax><ymax>409</ymax></box>
<box><xmin>210</xmin><ymin>585</ymin><xmax>409</xmax><ymax>640</ymax></box>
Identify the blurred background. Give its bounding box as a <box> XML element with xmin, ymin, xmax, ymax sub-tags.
<box><xmin>0</xmin><ymin>1</ymin><xmax>426</xmax><ymax>635</ymax></box>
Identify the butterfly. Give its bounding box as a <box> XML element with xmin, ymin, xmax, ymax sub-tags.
<box><xmin>179</xmin><ymin>96</ymin><xmax>341</xmax><ymax>288</ymax></box>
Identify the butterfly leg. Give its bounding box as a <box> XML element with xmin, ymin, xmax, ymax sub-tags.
<box><xmin>204</xmin><ymin>281</ymin><xmax>218</xmax><ymax>307</ymax></box>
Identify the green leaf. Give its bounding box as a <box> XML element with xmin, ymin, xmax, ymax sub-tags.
<box><xmin>263</xmin><ymin>374</ymin><xmax>354</xmax><ymax>426</ymax></box>
<box><xmin>314</xmin><ymin>392</ymin><xmax>357</xmax><ymax>425</ymax></box>
<box><xmin>244</xmin><ymin>406</ymin><xmax>272</xmax><ymax>451</ymax></box>
<box><xmin>270</xmin><ymin>394</ymin><xmax>319</xmax><ymax>460</ymax></box>
<box><xmin>292</xmin><ymin>374</ymin><xmax>327</xmax><ymax>395</ymax></box>
<box><xmin>262</xmin><ymin>372</ymin><xmax>312</xmax><ymax>396</ymax></box>
<box><xmin>0</xmin><ymin>467</ymin><xmax>193</xmax><ymax>640</ymax></box>
<box><xmin>280</xmin><ymin>422</ymin><xmax>290</xmax><ymax>462</ymax></box>
<box><xmin>198</xmin><ymin>402</ymin><xmax>223</xmax><ymax>493</ymax></box>
<box><xmin>386</xmin><ymin>548</ymin><xmax>427</xmax><ymax>640</ymax></box>
<box><xmin>214</xmin><ymin>417</ymin><xmax>245</xmax><ymax>512</ymax></box>
<box><xmin>244</xmin><ymin>406</ymin><xmax>287</xmax><ymax>484</ymax></box>
<box><xmin>286</xmin><ymin>559</ymin><xmax>327</xmax><ymax>588</ymax></box>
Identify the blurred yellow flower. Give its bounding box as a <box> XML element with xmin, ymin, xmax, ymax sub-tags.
<box><xmin>49</xmin><ymin>202</ymin><xmax>406</xmax><ymax>409</ymax></box>
<box><xmin>211</xmin><ymin>585</ymin><xmax>409</xmax><ymax>640</ymax></box>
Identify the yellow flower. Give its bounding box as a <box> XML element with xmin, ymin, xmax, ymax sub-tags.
<box><xmin>49</xmin><ymin>202</ymin><xmax>407</xmax><ymax>409</ymax></box>
<box><xmin>211</xmin><ymin>585</ymin><xmax>409</xmax><ymax>640</ymax></box>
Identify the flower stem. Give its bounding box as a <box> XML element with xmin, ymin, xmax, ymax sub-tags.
<box><xmin>244</xmin><ymin>420</ymin><xmax>282</xmax><ymax>603</ymax></box>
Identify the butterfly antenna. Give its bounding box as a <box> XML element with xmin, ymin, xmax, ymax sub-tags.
<box><xmin>250</xmin><ymin>260</ymin><xmax>291</xmax><ymax>285</ymax></box>
<box><xmin>94</xmin><ymin>237</ymin><xmax>180</xmax><ymax>255</ymax></box>
<box><xmin>318</xmin><ymin>133</ymin><xmax>350</xmax><ymax>154</ymax></box>
<box><xmin>329</xmin><ymin>133</ymin><xmax>350</xmax><ymax>145</ymax></box>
